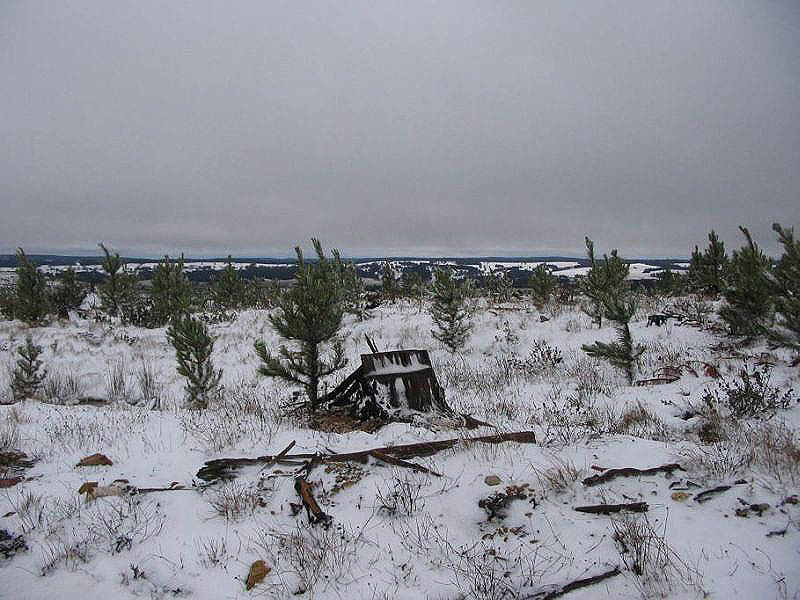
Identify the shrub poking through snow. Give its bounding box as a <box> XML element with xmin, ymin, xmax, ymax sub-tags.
<box><xmin>97</xmin><ymin>243</ymin><xmax>139</xmax><ymax>322</ymax></box>
<box><xmin>12</xmin><ymin>248</ymin><xmax>49</xmax><ymax>325</ymax></box>
<box><xmin>582</xmin><ymin>294</ymin><xmax>643</xmax><ymax>384</ymax></box>
<box><xmin>688</xmin><ymin>229</ymin><xmax>729</xmax><ymax>297</ymax></box>
<box><xmin>702</xmin><ymin>363</ymin><xmax>795</xmax><ymax>418</ymax></box>
<box><xmin>529</xmin><ymin>263</ymin><xmax>558</xmax><ymax>308</ymax></box>
<box><xmin>720</xmin><ymin>226</ymin><xmax>774</xmax><ymax>340</ymax></box>
<box><xmin>579</xmin><ymin>237</ymin><xmax>629</xmax><ymax>328</ymax></box>
<box><xmin>167</xmin><ymin>314</ymin><xmax>222</xmax><ymax>409</ymax></box>
<box><xmin>150</xmin><ymin>254</ymin><xmax>193</xmax><ymax>326</ymax></box>
<box><xmin>49</xmin><ymin>267</ymin><xmax>86</xmax><ymax>319</ymax></box>
<box><xmin>209</xmin><ymin>255</ymin><xmax>247</xmax><ymax>310</ymax></box>
<box><xmin>381</xmin><ymin>260</ymin><xmax>399</xmax><ymax>302</ymax></box>
<box><xmin>770</xmin><ymin>223</ymin><xmax>800</xmax><ymax>363</ymax></box>
<box><xmin>11</xmin><ymin>336</ymin><xmax>46</xmax><ymax>402</ymax></box>
<box><xmin>254</xmin><ymin>239</ymin><xmax>346</xmax><ymax>412</ymax></box>
<box><xmin>431</xmin><ymin>266</ymin><xmax>472</xmax><ymax>353</ymax></box>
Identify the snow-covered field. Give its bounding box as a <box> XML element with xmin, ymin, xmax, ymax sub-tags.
<box><xmin>1</xmin><ymin>297</ymin><xmax>798</xmax><ymax>599</ymax></box>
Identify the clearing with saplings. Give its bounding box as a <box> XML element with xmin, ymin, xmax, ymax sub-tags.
<box><xmin>1</xmin><ymin>229</ymin><xmax>799</xmax><ymax>600</ymax></box>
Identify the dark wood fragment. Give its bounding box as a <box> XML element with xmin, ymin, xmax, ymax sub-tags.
<box><xmin>529</xmin><ymin>566</ymin><xmax>622</xmax><ymax>599</ymax></box>
<box><xmin>574</xmin><ymin>502</ymin><xmax>648</xmax><ymax>514</ymax></box>
<box><xmin>582</xmin><ymin>464</ymin><xmax>683</xmax><ymax>487</ymax></box>
<box><xmin>294</xmin><ymin>478</ymin><xmax>331</xmax><ymax>526</ymax></box>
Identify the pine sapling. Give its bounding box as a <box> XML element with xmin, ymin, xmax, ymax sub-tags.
<box><xmin>98</xmin><ymin>243</ymin><xmax>139</xmax><ymax>322</ymax></box>
<box><xmin>431</xmin><ymin>266</ymin><xmax>472</xmax><ymax>353</ymax></box>
<box><xmin>529</xmin><ymin>264</ymin><xmax>558</xmax><ymax>308</ymax></box>
<box><xmin>688</xmin><ymin>230</ymin><xmax>729</xmax><ymax>297</ymax></box>
<box><xmin>11</xmin><ymin>336</ymin><xmax>46</xmax><ymax>402</ymax></box>
<box><xmin>167</xmin><ymin>314</ymin><xmax>222</xmax><ymax>409</ymax></box>
<box><xmin>381</xmin><ymin>261</ymin><xmax>399</xmax><ymax>303</ymax></box>
<box><xmin>150</xmin><ymin>254</ymin><xmax>193</xmax><ymax>325</ymax></box>
<box><xmin>720</xmin><ymin>227</ymin><xmax>773</xmax><ymax>340</ymax></box>
<box><xmin>254</xmin><ymin>239</ymin><xmax>347</xmax><ymax>411</ymax></box>
<box><xmin>50</xmin><ymin>267</ymin><xmax>87</xmax><ymax>319</ymax></box>
<box><xmin>769</xmin><ymin>223</ymin><xmax>800</xmax><ymax>363</ymax></box>
<box><xmin>210</xmin><ymin>256</ymin><xmax>246</xmax><ymax>310</ymax></box>
<box><xmin>13</xmin><ymin>249</ymin><xmax>49</xmax><ymax>324</ymax></box>
<box><xmin>582</xmin><ymin>296</ymin><xmax>644</xmax><ymax>384</ymax></box>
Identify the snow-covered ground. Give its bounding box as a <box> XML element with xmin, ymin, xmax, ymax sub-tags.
<box><xmin>1</xmin><ymin>297</ymin><xmax>798</xmax><ymax>599</ymax></box>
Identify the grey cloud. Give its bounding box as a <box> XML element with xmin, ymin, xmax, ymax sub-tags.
<box><xmin>1</xmin><ymin>1</ymin><xmax>799</xmax><ymax>258</ymax></box>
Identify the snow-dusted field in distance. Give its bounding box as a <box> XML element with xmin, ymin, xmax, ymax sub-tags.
<box><xmin>0</xmin><ymin>296</ymin><xmax>798</xmax><ymax>599</ymax></box>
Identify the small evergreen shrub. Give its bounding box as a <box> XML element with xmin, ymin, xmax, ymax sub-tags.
<box><xmin>150</xmin><ymin>254</ymin><xmax>193</xmax><ymax>326</ymax></box>
<box><xmin>97</xmin><ymin>243</ymin><xmax>139</xmax><ymax>322</ymax></box>
<box><xmin>430</xmin><ymin>266</ymin><xmax>472</xmax><ymax>353</ymax></box>
<box><xmin>167</xmin><ymin>314</ymin><xmax>222</xmax><ymax>409</ymax></box>
<box><xmin>49</xmin><ymin>268</ymin><xmax>87</xmax><ymax>319</ymax></box>
<box><xmin>11</xmin><ymin>337</ymin><xmax>46</xmax><ymax>402</ymax></box>
<box><xmin>529</xmin><ymin>264</ymin><xmax>557</xmax><ymax>308</ymax></box>
<box><xmin>12</xmin><ymin>249</ymin><xmax>49</xmax><ymax>324</ymax></box>
<box><xmin>687</xmin><ymin>230</ymin><xmax>729</xmax><ymax>297</ymax></box>
<box><xmin>254</xmin><ymin>239</ymin><xmax>346</xmax><ymax>411</ymax></box>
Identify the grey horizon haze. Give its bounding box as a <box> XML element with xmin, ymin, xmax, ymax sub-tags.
<box><xmin>1</xmin><ymin>1</ymin><xmax>799</xmax><ymax>259</ymax></box>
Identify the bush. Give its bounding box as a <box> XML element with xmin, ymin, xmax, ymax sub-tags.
<box><xmin>11</xmin><ymin>336</ymin><xmax>46</xmax><ymax>402</ymax></box>
<box><xmin>97</xmin><ymin>243</ymin><xmax>139</xmax><ymax>322</ymax></box>
<box><xmin>167</xmin><ymin>314</ymin><xmax>222</xmax><ymax>409</ymax></box>
<box><xmin>12</xmin><ymin>249</ymin><xmax>49</xmax><ymax>324</ymax></box>
<box><xmin>49</xmin><ymin>268</ymin><xmax>86</xmax><ymax>319</ymax></box>
<box><xmin>430</xmin><ymin>266</ymin><xmax>472</xmax><ymax>353</ymax></box>
<box><xmin>702</xmin><ymin>363</ymin><xmax>795</xmax><ymax>418</ymax></box>
<box><xmin>254</xmin><ymin>239</ymin><xmax>346</xmax><ymax>411</ymax></box>
<box><xmin>150</xmin><ymin>255</ymin><xmax>193</xmax><ymax>325</ymax></box>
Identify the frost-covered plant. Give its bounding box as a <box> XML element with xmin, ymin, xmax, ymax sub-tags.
<box><xmin>430</xmin><ymin>266</ymin><xmax>472</xmax><ymax>353</ymax></box>
<box><xmin>43</xmin><ymin>369</ymin><xmax>86</xmax><ymax>405</ymax></box>
<box><xmin>254</xmin><ymin>239</ymin><xmax>346</xmax><ymax>412</ymax></box>
<box><xmin>167</xmin><ymin>314</ymin><xmax>222</xmax><ymax>409</ymax></box>
<box><xmin>11</xmin><ymin>336</ymin><xmax>46</xmax><ymax>402</ymax></box>
<box><xmin>105</xmin><ymin>360</ymin><xmax>131</xmax><ymax>404</ymax></box>
<box><xmin>702</xmin><ymin>363</ymin><xmax>794</xmax><ymax>418</ymax></box>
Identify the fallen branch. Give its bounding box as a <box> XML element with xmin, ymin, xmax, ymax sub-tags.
<box><xmin>368</xmin><ymin>450</ymin><xmax>442</xmax><ymax>477</ymax></box>
<box><xmin>528</xmin><ymin>566</ymin><xmax>621</xmax><ymax>599</ymax></box>
<box><xmin>694</xmin><ymin>485</ymin><xmax>731</xmax><ymax>504</ymax></box>
<box><xmin>574</xmin><ymin>502</ymin><xmax>648</xmax><ymax>515</ymax></box>
<box><xmin>294</xmin><ymin>477</ymin><xmax>331</xmax><ymax>527</ymax></box>
<box><xmin>197</xmin><ymin>431</ymin><xmax>536</xmax><ymax>482</ymax></box>
<box><xmin>582</xmin><ymin>464</ymin><xmax>683</xmax><ymax>487</ymax></box>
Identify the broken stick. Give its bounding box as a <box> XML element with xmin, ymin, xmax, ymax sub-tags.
<box><xmin>582</xmin><ymin>464</ymin><xmax>683</xmax><ymax>487</ymax></box>
<box><xmin>294</xmin><ymin>477</ymin><xmax>332</xmax><ymax>527</ymax></box>
<box><xmin>368</xmin><ymin>450</ymin><xmax>442</xmax><ymax>477</ymax></box>
<box><xmin>529</xmin><ymin>566</ymin><xmax>622</xmax><ymax>599</ymax></box>
<box><xmin>574</xmin><ymin>502</ymin><xmax>648</xmax><ymax>515</ymax></box>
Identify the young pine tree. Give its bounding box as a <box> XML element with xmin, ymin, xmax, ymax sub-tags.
<box><xmin>687</xmin><ymin>230</ymin><xmax>729</xmax><ymax>297</ymax></box>
<box><xmin>719</xmin><ymin>227</ymin><xmax>773</xmax><ymax>340</ymax></box>
<box><xmin>529</xmin><ymin>264</ymin><xmax>558</xmax><ymax>308</ymax></box>
<box><xmin>49</xmin><ymin>267</ymin><xmax>87</xmax><ymax>319</ymax></box>
<box><xmin>653</xmin><ymin>267</ymin><xmax>684</xmax><ymax>297</ymax></box>
<box><xmin>770</xmin><ymin>223</ymin><xmax>800</xmax><ymax>363</ymax></box>
<box><xmin>401</xmin><ymin>271</ymin><xmax>427</xmax><ymax>313</ymax></box>
<box><xmin>380</xmin><ymin>261</ymin><xmax>399</xmax><ymax>302</ymax></box>
<box><xmin>582</xmin><ymin>295</ymin><xmax>644</xmax><ymax>384</ymax></box>
<box><xmin>210</xmin><ymin>256</ymin><xmax>246</xmax><ymax>310</ymax></box>
<box><xmin>579</xmin><ymin>238</ymin><xmax>629</xmax><ymax>328</ymax></box>
<box><xmin>13</xmin><ymin>249</ymin><xmax>49</xmax><ymax>324</ymax></box>
<box><xmin>254</xmin><ymin>239</ymin><xmax>346</xmax><ymax>411</ymax></box>
<box><xmin>337</xmin><ymin>256</ymin><xmax>369</xmax><ymax>320</ymax></box>
<box><xmin>98</xmin><ymin>243</ymin><xmax>139</xmax><ymax>322</ymax></box>
<box><xmin>166</xmin><ymin>314</ymin><xmax>222</xmax><ymax>409</ymax></box>
<box><xmin>150</xmin><ymin>255</ymin><xmax>193</xmax><ymax>325</ymax></box>
<box><xmin>430</xmin><ymin>266</ymin><xmax>472</xmax><ymax>353</ymax></box>
<box><xmin>11</xmin><ymin>336</ymin><xmax>46</xmax><ymax>402</ymax></box>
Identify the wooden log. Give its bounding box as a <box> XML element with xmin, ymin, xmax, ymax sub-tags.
<box><xmin>368</xmin><ymin>450</ymin><xmax>442</xmax><ymax>477</ymax></box>
<box><xmin>294</xmin><ymin>478</ymin><xmax>331</xmax><ymax>526</ymax></box>
<box><xmin>582</xmin><ymin>463</ymin><xmax>683</xmax><ymax>487</ymax></box>
<box><xmin>196</xmin><ymin>431</ymin><xmax>537</xmax><ymax>482</ymax></box>
<box><xmin>529</xmin><ymin>566</ymin><xmax>621</xmax><ymax>599</ymax></box>
<box><xmin>574</xmin><ymin>502</ymin><xmax>648</xmax><ymax>514</ymax></box>
<box><xmin>694</xmin><ymin>485</ymin><xmax>731</xmax><ymax>504</ymax></box>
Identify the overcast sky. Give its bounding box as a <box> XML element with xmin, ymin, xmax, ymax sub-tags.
<box><xmin>1</xmin><ymin>1</ymin><xmax>799</xmax><ymax>258</ymax></box>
